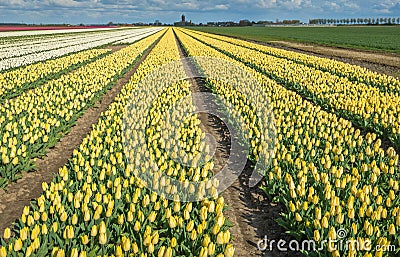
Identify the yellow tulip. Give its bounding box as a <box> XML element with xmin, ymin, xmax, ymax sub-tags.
<box><xmin>164</xmin><ymin>247</ymin><xmax>172</xmax><ymax>257</ymax></box>
<box><xmin>3</xmin><ymin>228</ymin><xmax>10</xmax><ymax>239</ymax></box>
<box><xmin>295</xmin><ymin>213</ymin><xmax>302</xmax><ymax>222</ymax></box>
<box><xmin>71</xmin><ymin>249</ymin><xmax>79</xmax><ymax>257</ymax></box>
<box><xmin>321</xmin><ymin>217</ymin><xmax>329</xmax><ymax>229</ymax></box>
<box><xmin>168</xmin><ymin>216</ymin><xmax>177</xmax><ymax>229</ymax></box>
<box><xmin>122</xmin><ymin>236</ymin><xmax>131</xmax><ymax>251</ymax></box>
<box><xmin>158</xmin><ymin>246</ymin><xmax>166</xmax><ymax>257</ymax></box>
<box><xmin>190</xmin><ymin>230</ymin><xmax>197</xmax><ymax>241</ymax></box>
<box><xmin>389</xmin><ymin>224</ymin><xmax>396</xmax><ymax>235</ymax></box>
<box><xmin>81</xmin><ymin>235</ymin><xmax>89</xmax><ymax>245</ymax></box>
<box><xmin>171</xmin><ymin>237</ymin><xmax>177</xmax><ymax>248</ymax></box>
<box><xmin>56</xmin><ymin>249</ymin><xmax>65</xmax><ymax>257</ymax></box>
<box><xmin>115</xmin><ymin>246</ymin><xmax>123</xmax><ymax>257</ymax></box>
<box><xmin>14</xmin><ymin>238</ymin><xmax>23</xmax><ymax>251</ymax></box>
<box><xmin>90</xmin><ymin>225</ymin><xmax>98</xmax><ymax>237</ymax></box>
<box><xmin>314</xmin><ymin>230</ymin><xmax>320</xmax><ymax>241</ymax></box>
<box><xmin>99</xmin><ymin>233</ymin><xmax>107</xmax><ymax>245</ymax></box>
<box><xmin>134</xmin><ymin>221</ymin><xmax>141</xmax><ymax>231</ymax></box>
<box><xmin>132</xmin><ymin>242</ymin><xmax>139</xmax><ymax>254</ymax></box>
<box><xmin>224</xmin><ymin>244</ymin><xmax>235</xmax><ymax>257</ymax></box>
<box><xmin>199</xmin><ymin>247</ymin><xmax>208</xmax><ymax>257</ymax></box>
<box><xmin>148</xmin><ymin>211</ymin><xmax>157</xmax><ymax>223</ymax></box>
<box><xmin>0</xmin><ymin>247</ymin><xmax>6</xmax><ymax>257</ymax></box>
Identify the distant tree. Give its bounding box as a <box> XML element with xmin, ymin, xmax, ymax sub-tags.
<box><xmin>397</xmin><ymin>17</ymin><xmax>400</xmax><ymax>24</ymax></box>
<box><xmin>392</xmin><ymin>17</ymin><xmax>396</xmax><ymax>24</ymax></box>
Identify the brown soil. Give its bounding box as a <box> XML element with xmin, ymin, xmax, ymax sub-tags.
<box><xmin>174</xmin><ymin>31</ymin><xmax>304</xmax><ymax>257</ymax></box>
<box><xmin>266</xmin><ymin>41</ymin><xmax>400</xmax><ymax>79</ymax></box>
<box><xmin>0</xmin><ymin>39</ymin><xmax>160</xmax><ymax>236</ymax></box>
<box><xmin>104</xmin><ymin>44</ymin><xmax>128</xmax><ymax>53</ymax></box>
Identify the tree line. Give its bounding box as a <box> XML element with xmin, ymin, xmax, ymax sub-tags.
<box><xmin>309</xmin><ymin>17</ymin><xmax>400</xmax><ymax>25</ymax></box>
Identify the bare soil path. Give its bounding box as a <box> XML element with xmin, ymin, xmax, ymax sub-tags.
<box><xmin>104</xmin><ymin>44</ymin><xmax>129</xmax><ymax>53</ymax></box>
<box><xmin>0</xmin><ymin>39</ymin><xmax>161</xmax><ymax>235</ymax></box>
<box><xmin>174</xmin><ymin>30</ymin><xmax>304</xmax><ymax>257</ymax></box>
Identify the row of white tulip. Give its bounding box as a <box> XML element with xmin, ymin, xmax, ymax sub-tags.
<box><xmin>0</xmin><ymin>27</ymin><xmax>120</xmax><ymax>39</ymax></box>
<box><xmin>0</xmin><ymin>33</ymin><xmax>106</xmax><ymax>59</ymax></box>
<box><xmin>112</xmin><ymin>28</ymin><xmax>163</xmax><ymax>44</ymax></box>
<box><xmin>0</xmin><ymin>30</ymin><xmax>107</xmax><ymax>51</ymax></box>
<box><xmin>0</xmin><ymin>28</ymin><xmax>160</xmax><ymax>59</ymax></box>
<box><xmin>0</xmin><ymin>28</ymin><xmax>160</xmax><ymax>71</ymax></box>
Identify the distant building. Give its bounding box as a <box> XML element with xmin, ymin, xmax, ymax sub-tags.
<box><xmin>174</xmin><ymin>14</ymin><xmax>194</xmax><ymax>26</ymax></box>
<box><xmin>154</xmin><ymin>20</ymin><xmax>162</xmax><ymax>26</ymax></box>
<box><xmin>239</xmin><ymin>20</ymin><xmax>252</xmax><ymax>26</ymax></box>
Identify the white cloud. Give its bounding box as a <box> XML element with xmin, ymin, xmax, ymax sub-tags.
<box><xmin>256</xmin><ymin>0</ymin><xmax>277</xmax><ymax>8</ymax></box>
<box><xmin>0</xmin><ymin>0</ymin><xmax>28</xmax><ymax>6</ymax></box>
<box><xmin>214</xmin><ymin>4</ymin><xmax>229</xmax><ymax>10</ymax></box>
<box><xmin>43</xmin><ymin>0</ymin><xmax>83</xmax><ymax>7</ymax></box>
<box><xmin>325</xmin><ymin>2</ymin><xmax>341</xmax><ymax>11</ymax></box>
<box><xmin>277</xmin><ymin>0</ymin><xmax>304</xmax><ymax>9</ymax></box>
<box><xmin>175</xmin><ymin>1</ymin><xmax>199</xmax><ymax>9</ymax></box>
<box><xmin>344</xmin><ymin>2</ymin><xmax>359</xmax><ymax>10</ymax></box>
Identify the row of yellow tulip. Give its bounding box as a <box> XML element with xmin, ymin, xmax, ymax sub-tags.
<box><xmin>0</xmin><ymin>31</ymin><xmax>164</xmax><ymax>187</ymax></box>
<box><xmin>182</xmin><ymin>29</ymin><xmax>400</xmax><ymax>150</ymax></box>
<box><xmin>0</xmin><ymin>49</ymin><xmax>110</xmax><ymax>101</ymax></box>
<box><xmin>120</xmin><ymin>27</ymin><xmax>232</xmax><ymax>256</ymax></box>
<box><xmin>189</xmin><ymin>30</ymin><xmax>400</xmax><ymax>94</ymax></box>
<box><xmin>0</xmin><ymin>28</ymin><xmax>233</xmax><ymax>257</ymax></box>
<box><xmin>175</xmin><ymin>28</ymin><xmax>400</xmax><ymax>257</ymax></box>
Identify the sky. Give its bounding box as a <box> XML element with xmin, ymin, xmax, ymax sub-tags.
<box><xmin>0</xmin><ymin>0</ymin><xmax>399</xmax><ymax>24</ymax></box>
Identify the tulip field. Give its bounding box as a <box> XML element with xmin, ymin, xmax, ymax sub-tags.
<box><xmin>0</xmin><ymin>26</ymin><xmax>400</xmax><ymax>257</ymax></box>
